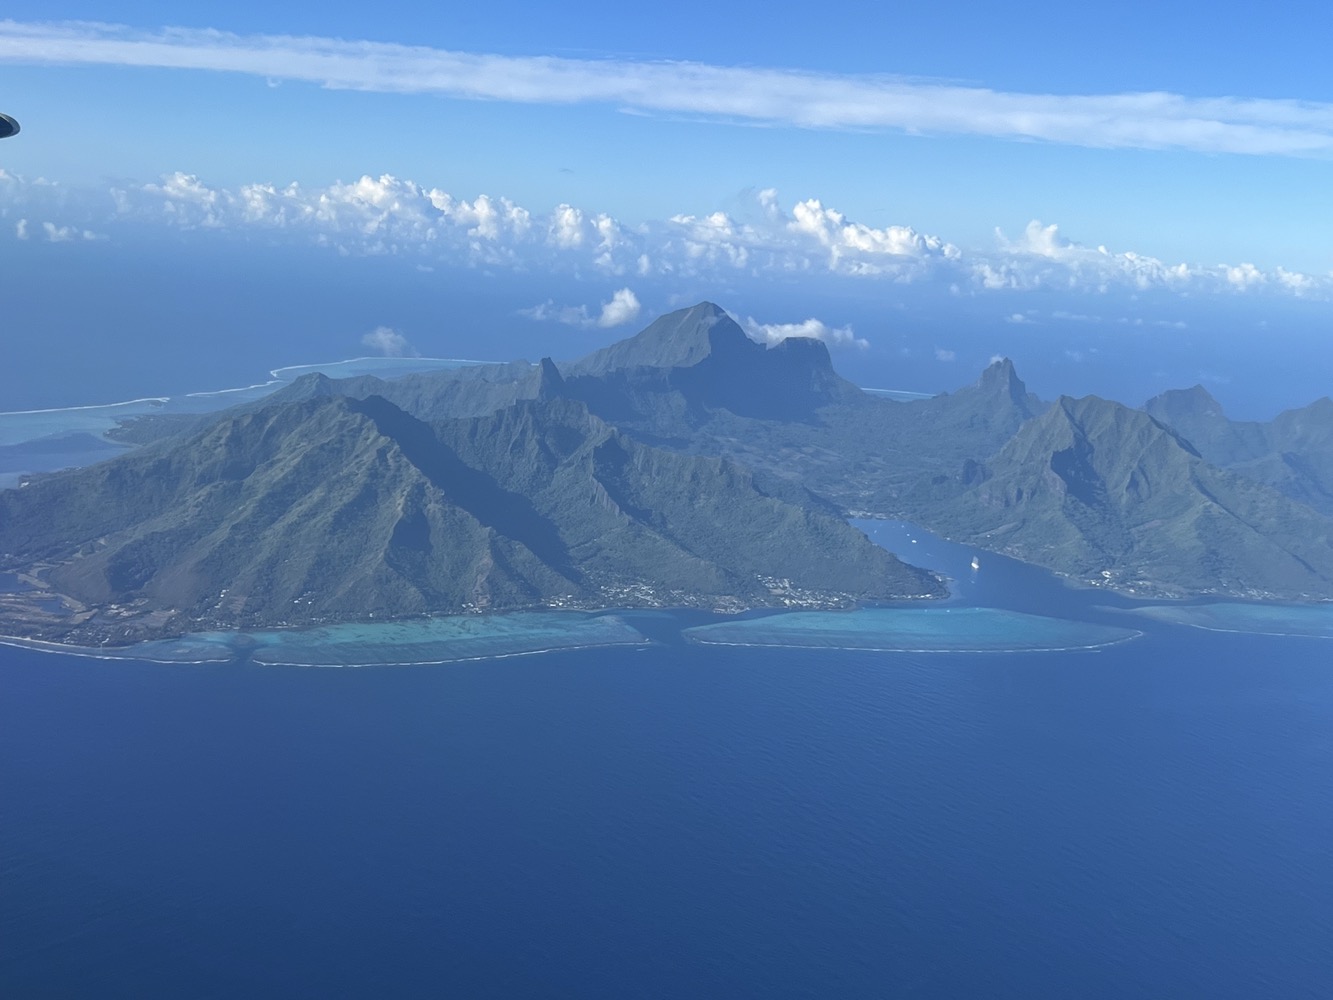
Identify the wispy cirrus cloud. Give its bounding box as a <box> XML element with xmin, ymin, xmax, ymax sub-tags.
<box><xmin>5</xmin><ymin>20</ymin><xmax>1333</xmax><ymax>156</ymax></box>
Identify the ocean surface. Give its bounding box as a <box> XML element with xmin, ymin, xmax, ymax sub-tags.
<box><xmin>2</xmin><ymin>526</ymin><xmax>1332</xmax><ymax>998</ymax></box>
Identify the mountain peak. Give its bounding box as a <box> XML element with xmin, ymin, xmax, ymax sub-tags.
<box><xmin>568</xmin><ymin>302</ymin><xmax>754</xmax><ymax>377</ymax></box>
<box><xmin>978</xmin><ymin>356</ymin><xmax>1016</xmax><ymax>381</ymax></box>
<box><xmin>933</xmin><ymin>357</ymin><xmax>1041</xmax><ymax>423</ymax></box>
<box><xmin>536</xmin><ymin>357</ymin><xmax>566</xmax><ymax>400</ymax></box>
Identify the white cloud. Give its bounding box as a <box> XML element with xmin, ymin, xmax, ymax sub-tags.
<box><xmin>596</xmin><ymin>288</ymin><xmax>641</xmax><ymax>328</ymax></box>
<box><xmin>3</xmin><ymin>165</ymin><xmax>1331</xmax><ymax>304</ymax></box>
<box><xmin>549</xmin><ymin>205</ymin><xmax>585</xmax><ymax>249</ymax></box>
<box><xmin>988</xmin><ymin>219</ymin><xmax>1311</xmax><ymax>296</ymax></box>
<box><xmin>361</xmin><ymin>326</ymin><xmax>416</xmax><ymax>357</ymax></box>
<box><xmin>1225</xmin><ymin>262</ymin><xmax>1266</xmax><ymax>289</ymax></box>
<box><xmin>41</xmin><ymin>221</ymin><xmax>103</xmax><ymax>242</ymax></box>
<box><xmin>519</xmin><ymin>300</ymin><xmax>592</xmax><ymax>327</ymax></box>
<box><xmin>522</xmin><ymin>287</ymin><xmax>642</xmax><ymax>329</ymax></box>
<box><xmin>935</xmin><ymin>348</ymin><xmax>957</xmax><ymax>362</ymax></box>
<box><xmin>42</xmin><ymin>222</ymin><xmax>77</xmax><ymax>242</ymax></box>
<box><xmin>665</xmin><ymin>195</ymin><xmax>960</xmax><ymax>280</ymax></box>
<box><xmin>1275</xmin><ymin>267</ymin><xmax>1319</xmax><ymax>295</ymax></box>
<box><xmin>7</xmin><ymin>21</ymin><xmax>1333</xmax><ymax>156</ymax></box>
<box><xmin>789</xmin><ymin>199</ymin><xmax>959</xmax><ymax>262</ymax></box>
<box><xmin>743</xmin><ymin>316</ymin><xmax>869</xmax><ymax>349</ymax></box>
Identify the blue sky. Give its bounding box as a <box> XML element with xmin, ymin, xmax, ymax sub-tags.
<box><xmin>0</xmin><ymin>3</ymin><xmax>1330</xmax><ymax>415</ymax></box>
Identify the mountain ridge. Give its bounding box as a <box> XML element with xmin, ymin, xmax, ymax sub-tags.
<box><xmin>925</xmin><ymin>394</ymin><xmax>1333</xmax><ymax>598</ymax></box>
<box><xmin>0</xmin><ymin>388</ymin><xmax>941</xmax><ymax>644</ymax></box>
<box><xmin>4</xmin><ymin>301</ymin><xmax>1332</xmax><ymax>645</ymax></box>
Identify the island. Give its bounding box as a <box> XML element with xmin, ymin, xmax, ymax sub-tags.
<box><xmin>2</xmin><ymin>301</ymin><xmax>1331</xmax><ymax>648</ymax></box>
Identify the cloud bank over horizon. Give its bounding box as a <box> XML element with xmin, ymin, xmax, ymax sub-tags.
<box><xmin>5</xmin><ymin>20</ymin><xmax>1333</xmax><ymax>157</ymax></box>
<box><xmin>4</xmin><ymin>166</ymin><xmax>1329</xmax><ymax>307</ymax></box>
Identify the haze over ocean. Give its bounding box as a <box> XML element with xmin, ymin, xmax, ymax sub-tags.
<box><xmin>4</xmin><ymin>238</ymin><xmax>1330</xmax><ymax>422</ymax></box>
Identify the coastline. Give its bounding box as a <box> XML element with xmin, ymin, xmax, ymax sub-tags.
<box><xmin>0</xmin><ymin>603</ymin><xmax>1149</xmax><ymax>667</ymax></box>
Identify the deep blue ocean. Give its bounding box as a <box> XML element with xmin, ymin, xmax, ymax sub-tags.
<box><xmin>3</xmin><ymin>531</ymin><xmax>1332</xmax><ymax>998</ymax></box>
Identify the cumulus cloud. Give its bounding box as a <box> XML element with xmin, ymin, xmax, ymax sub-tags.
<box><xmin>12</xmin><ymin>215</ymin><xmax>102</xmax><ymax>242</ymax></box>
<box><xmin>986</xmin><ymin>219</ymin><xmax>1307</xmax><ymax>296</ymax></box>
<box><xmin>521</xmin><ymin>287</ymin><xmax>641</xmax><ymax>329</ymax></box>
<box><xmin>549</xmin><ymin>205</ymin><xmax>585</xmax><ymax>249</ymax></box>
<box><xmin>9</xmin><ymin>216</ymin><xmax>103</xmax><ymax>242</ymax></box>
<box><xmin>361</xmin><ymin>326</ymin><xmax>417</xmax><ymax>357</ymax></box>
<box><xmin>789</xmin><ymin>199</ymin><xmax>960</xmax><ymax>263</ymax></box>
<box><xmin>3</xmin><ymin>165</ymin><xmax>1331</xmax><ymax>304</ymax></box>
<box><xmin>935</xmin><ymin>348</ymin><xmax>957</xmax><ymax>362</ymax></box>
<box><xmin>40</xmin><ymin>221</ymin><xmax>103</xmax><ymax>242</ymax></box>
<box><xmin>1225</xmin><ymin>262</ymin><xmax>1266</xmax><ymax>289</ymax></box>
<box><xmin>7</xmin><ymin>21</ymin><xmax>1333</xmax><ymax>156</ymax></box>
<box><xmin>666</xmin><ymin>196</ymin><xmax>960</xmax><ymax>280</ymax></box>
<box><xmin>743</xmin><ymin>316</ymin><xmax>868</xmax><ymax>349</ymax></box>
<box><xmin>596</xmin><ymin>288</ymin><xmax>641</xmax><ymax>328</ymax></box>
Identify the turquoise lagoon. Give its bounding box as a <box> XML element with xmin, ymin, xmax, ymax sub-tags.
<box><xmin>1124</xmin><ymin>602</ymin><xmax>1333</xmax><ymax>639</ymax></box>
<box><xmin>2</xmin><ymin>604</ymin><xmax>1142</xmax><ymax>667</ymax></box>
<box><xmin>686</xmin><ymin>606</ymin><xmax>1139</xmax><ymax>653</ymax></box>
<box><xmin>15</xmin><ymin>516</ymin><xmax>1333</xmax><ymax>666</ymax></box>
<box><xmin>2</xmin><ymin>612</ymin><xmax>652</xmax><ymax>667</ymax></box>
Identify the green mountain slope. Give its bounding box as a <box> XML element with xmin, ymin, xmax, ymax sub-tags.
<box><xmin>1</xmin><ymin>393</ymin><xmax>939</xmax><ymax>643</ymax></box>
<box><xmin>929</xmin><ymin>395</ymin><xmax>1333</xmax><ymax>597</ymax></box>
<box><xmin>1145</xmin><ymin>387</ymin><xmax>1333</xmax><ymax>516</ymax></box>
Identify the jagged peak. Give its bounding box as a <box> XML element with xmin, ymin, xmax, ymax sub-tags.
<box><xmin>536</xmin><ymin>357</ymin><xmax>566</xmax><ymax>400</ymax></box>
<box><xmin>966</xmin><ymin>356</ymin><xmax>1038</xmax><ymax>414</ymax></box>
<box><xmin>978</xmin><ymin>356</ymin><xmax>1016</xmax><ymax>381</ymax></box>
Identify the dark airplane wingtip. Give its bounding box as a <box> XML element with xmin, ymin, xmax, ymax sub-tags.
<box><xmin>0</xmin><ymin>114</ymin><xmax>20</xmax><ymax>139</ymax></box>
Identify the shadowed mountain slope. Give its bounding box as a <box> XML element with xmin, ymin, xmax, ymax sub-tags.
<box><xmin>1145</xmin><ymin>387</ymin><xmax>1333</xmax><ymax>517</ymax></box>
<box><xmin>927</xmin><ymin>395</ymin><xmax>1333</xmax><ymax>598</ymax></box>
<box><xmin>563</xmin><ymin>302</ymin><xmax>864</xmax><ymax>422</ymax></box>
